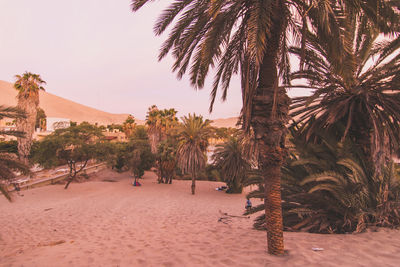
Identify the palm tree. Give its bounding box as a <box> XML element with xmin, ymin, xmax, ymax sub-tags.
<box><xmin>290</xmin><ymin>15</ymin><xmax>400</xmax><ymax>176</ymax></box>
<box><xmin>146</xmin><ymin>105</ymin><xmax>178</xmax><ymax>153</ymax></box>
<box><xmin>128</xmin><ymin>126</ymin><xmax>155</xmax><ymax>183</ymax></box>
<box><xmin>212</xmin><ymin>136</ymin><xmax>250</xmax><ymax>193</ymax></box>
<box><xmin>122</xmin><ymin>115</ymin><xmax>137</xmax><ymax>138</ymax></box>
<box><xmin>14</xmin><ymin>72</ymin><xmax>46</xmax><ymax>165</ymax></box>
<box><xmin>246</xmin><ymin>124</ymin><xmax>400</xmax><ymax>233</ymax></box>
<box><xmin>157</xmin><ymin>139</ymin><xmax>177</xmax><ymax>184</ymax></box>
<box><xmin>132</xmin><ymin>0</ymin><xmax>398</xmax><ymax>255</ymax></box>
<box><xmin>177</xmin><ymin>114</ymin><xmax>212</xmax><ymax>194</ymax></box>
<box><xmin>0</xmin><ymin>106</ymin><xmax>30</xmax><ymax>201</ymax></box>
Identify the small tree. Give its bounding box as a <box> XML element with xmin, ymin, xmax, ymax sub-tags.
<box><xmin>127</xmin><ymin>126</ymin><xmax>154</xmax><ymax>183</ymax></box>
<box><xmin>32</xmin><ymin>122</ymin><xmax>104</xmax><ymax>189</ymax></box>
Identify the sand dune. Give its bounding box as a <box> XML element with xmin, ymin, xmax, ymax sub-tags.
<box><xmin>211</xmin><ymin>117</ymin><xmax>239</xmax><ymax>128</ymax></box>
<box><xmin>1</xmin><ymin>169</ymin><xmax>399</xmax><ymax>266</ymax></box>
<box><xmin>0</xmin><ymin>80</ymin><xmax>143</xmax><ymax>126</ymax></box>
<box><xmin>1</xmin><ymin>80</ymin><xmax>240</xmax><ymax>128</ymax></box>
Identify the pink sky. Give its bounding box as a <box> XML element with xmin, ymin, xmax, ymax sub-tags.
<box><xmin>0</xmin><ymin>0</ymin><xmax>307</xmax><ymax>120</ymax></box>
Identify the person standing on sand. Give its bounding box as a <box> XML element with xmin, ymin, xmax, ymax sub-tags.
<box><xmin>245</xmin><ymin>198</ymin><xmax>252</xmax><ymax>211</ymax></box>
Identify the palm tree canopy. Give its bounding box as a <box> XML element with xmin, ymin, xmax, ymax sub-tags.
<box><xmin>212</xmin><ymin>136</ymin><xmax>251</xmax><ymax>186</ymax></box>
<box><xmin>0</xmin><ymin>106</ymin><xmax>26</xmax><ymax>138</ymax></box>
<box><xmin>0</xmin><ymin>129</ymin><xmax>29</xmax><ymax>180</ymax></box>
<box><xmin>0</xmin><ymin>106</ymin><xmax>30</xmax><ymax>201</ymax></box>
<box><xmin>14</xmin><ymin>72</ymin><xmax>46</xmax><ymax>99</ymax></box>
<box><xmin>146</xmin><ymin>105</ymin><xmax>178</xmax><ymax>131</ymax></box>
<box><xmin>132</xmin><ymin>0</ymin><xmax>398</xmax><ymax>127</ymax></box>
<box><xmin>176</xmin><ymin>113</ymin><xmax>212</xmax><ymax>175</ymax></box>
<box><xmin>290</xmin><ymin>14</ymin><xmax>400</xmax><ymax>168</ymax></box>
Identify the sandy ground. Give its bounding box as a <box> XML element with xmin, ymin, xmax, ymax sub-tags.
<box><xmin>1</xmin><ymin>169</ymin><xmax>400</xmax><ymax>267</ymax></box>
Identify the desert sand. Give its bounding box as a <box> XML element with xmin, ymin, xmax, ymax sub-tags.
<box><xmin>1</xmin><ymin>169</ymin><xmax>399</xmax><ymax>267</ymax></box>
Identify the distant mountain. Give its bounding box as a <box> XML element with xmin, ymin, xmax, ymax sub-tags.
<box><xmin>0</xmin><ymin>80</ymin><xmax>143</xmax><ymax>126</ymax></box>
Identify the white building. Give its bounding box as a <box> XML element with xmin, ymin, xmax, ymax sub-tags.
<box><xmin>46</xmin><ymin>117</ymin><xmax>70</xmax><ymax>132</ymax></box>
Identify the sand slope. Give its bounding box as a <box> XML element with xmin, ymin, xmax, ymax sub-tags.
<box><xmin>211</xmin><ymin>117</ymin><xmax>238</xmax><ymax>129</ymax></box>
<box><xmin>1</xmin><ymin>169</ymin><xmax>399</xmax><ymax>267</ymax></box>
<box><xmin>1</xmin><ymin>80</ymin><xmax>240</xmax><ymax>128</ymax></box>
<box><xmin>0</xmin><ymin>80</ymin><xmax>143</xmax><ymax>126</ymax></box>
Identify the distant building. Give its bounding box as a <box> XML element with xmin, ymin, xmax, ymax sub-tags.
<box><xmin>46</xmin><ymin>117</ymin><xmax>70</xmax><ymax>132</ymax></box>
<box><xmin>103</xmin><ymin>130</ymin><xmax>128</xmax><ymax>142</ymax></box>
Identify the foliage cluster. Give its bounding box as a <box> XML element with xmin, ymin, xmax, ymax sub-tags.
<box><xmin>0</xmin><ymin>106</ymin><xmax>30</xmax><ymax>201</ymax></box>
<box><xmin>246</xmin><ymin>124</ymin><xmax>400</xmax><ymax>233</ymax></box>
<box><xmin>31</xmin><ymin>122</ymin><xmax>104</xmax><ymax>189</ymax></box>
<box><xmin>104</xmin><ymin>126</ymin><xmax>155</xmax><ymax>181</ymax></box>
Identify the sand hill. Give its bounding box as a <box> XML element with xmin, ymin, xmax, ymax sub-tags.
<box><xmin>1</xmin><ymin>80</ymin><xmax>240</xmax><ymax>128</ymax></box>
<box><xmin>211</xmin><ymin>117</ymin><xmax>239</xmax><ymax>128</ymax></box>
<box><xmin>0</xmin><ymin>80</ymin><xmax>141</xmax><ymax>126</ymax></box>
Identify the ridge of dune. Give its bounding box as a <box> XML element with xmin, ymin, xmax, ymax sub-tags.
<box><xmin>1</xmin><ymin>80</ymin><xmax>240</xmax><ymax>128</ymax></box>
<box><xmin>211</xmin><ymin>117</ymin><xmax>239</xmax><ymax>128</ymax></box>
<box><xmin>0</xmin><ymin>80</ymin><xmax>144</xmax><ymax>126</ymax></box>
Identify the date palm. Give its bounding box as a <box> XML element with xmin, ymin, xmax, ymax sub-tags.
<box><xmin>212</xmin><ymin>136</ymin><xmax>251</xmax><ymax>193</ymax></box>
<box><xmin>290</xmin><ymin>14</ymin><xmax>400</xmax><ymax>175</ymax></box>
<box><xmin>176</xmin><ymin>113</ymin><xmax>212</xmax><ymax>194</ymax></box>
<box><xmin>146</xmin><ymin>105</ymin><xmax>178</xmax><ymax>153</ymax></box>
<box><xmin>14</xmin><ymin>72</ymin><xmax>46</xmax><ymax>165</ymax></box>
<box><xmin>132</xmin><ymin>0</ymin><xmax>398</xmax><ymax>255</ymax></box>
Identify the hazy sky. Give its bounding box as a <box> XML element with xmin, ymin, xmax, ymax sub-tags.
<box><xmin>0</xmin><ymin>0</ymin><xmax>306</xmax><ymax>120</ymax></box>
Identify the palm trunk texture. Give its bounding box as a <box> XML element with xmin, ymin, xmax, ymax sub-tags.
<box><xmin>17</xmin><ymin>94</ymin><xmax>38</xmax><ymax>166</ymax></box>
<box><xmin>250</xmin><ymin>2</ymin><xmax>289</xmax><ymax>255</ymax></box>
<box><xmin>191</xmin><ymin>171</ymin><xmax>196</xmax><ymax>195</ymax></box>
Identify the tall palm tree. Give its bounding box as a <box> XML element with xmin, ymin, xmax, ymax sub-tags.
<box><xmin>290</xmin><ymin>15</ymin><xmax>400</xmax><ymax>175</ymax></box>
<box><xmin>212</xmin><ymin>136</ymin><xmax>251</xmax><ymax>193</ymax></box>
<box><xmin>0</xmin><ymin>106</ymin><xmax>30</xmax><ymax>201</ymax></box>
<box><xmin>132</xmin><ymin>0</ymin><xmax>398</xmax><ymax>255</ymax></box>
<box><xmin>14</xmin><ymin>72</ymin><xmax>46</xmax><ymax>165</ymax></box>
<box><xmin>177</xmin><ymin>113</ymin><xmax>212</xmax><ymax>194</ymax></box>
<box><xmin>146</xmin><ymin>105</ymin><xmax>178</xmax><ymax>153</ymax></box>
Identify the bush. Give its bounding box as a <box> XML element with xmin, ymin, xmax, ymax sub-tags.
<box><xmin>245</xmin><ymin>126</ymin><xmax>400</xmax><ymax>233</ymax></box>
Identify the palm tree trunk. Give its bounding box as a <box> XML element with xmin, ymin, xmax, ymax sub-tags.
<box><xmin>191</xmin><ymin>170</ymin><xmax>196</xmax><ymax>195</ymax></box>
<box><xmin>149</xmin><ymin>132</ymin><xmax>158</xmax><ymax>154</ymax></box>
<box><xmin>17</xmin><ymin>95</ymin><xmax>38</xmax><ymax>166</ymax></box>
<box><xmin>250</xmin><ymin>2</ymin><xmax>289</xmax><ymax>255</ymax></box>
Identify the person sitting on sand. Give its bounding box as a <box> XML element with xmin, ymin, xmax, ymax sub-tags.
<box><xmin>133</xmin><ymin>180</ymin><xmax>141</xmax><ymax>186</ymax></box>
<box><xmin>245</xmin><ymin>198</ymin><xmax>252</xmax><ymax>211</ymax></box>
